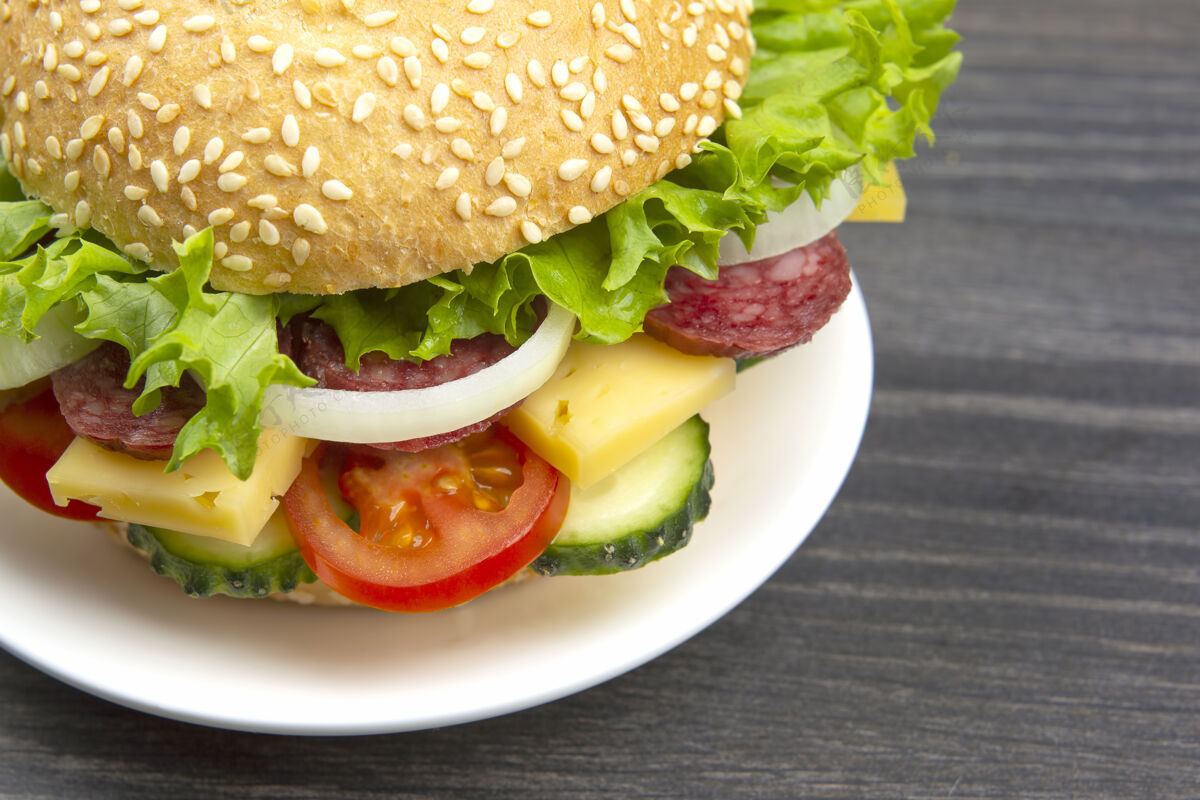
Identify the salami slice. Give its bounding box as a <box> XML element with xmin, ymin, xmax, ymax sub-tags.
<box><xmin>644</xmin><ymin>231</ymin><xmax>852</xmax><ymax>360</ymax></box>
<box><xmin>51</xmin><ymin>341</ymin><xmax>205</xmax><ymax>459</ymax></box>
<box><xmin>291</xmin><ymin>318</ymin><xmax>518</xmax><ymax>452</ymax></box>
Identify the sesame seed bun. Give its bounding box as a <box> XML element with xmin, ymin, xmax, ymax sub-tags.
<box><xmin>1</xmin><ymin>0</ymin><xmax>754</xmax><ymax>295</ymax></box>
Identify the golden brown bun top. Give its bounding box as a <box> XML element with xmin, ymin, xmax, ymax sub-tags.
<box><xmin>0</xmin><ymin>0</ymin><xmax>753</xmax><ymax>294</ymax></box>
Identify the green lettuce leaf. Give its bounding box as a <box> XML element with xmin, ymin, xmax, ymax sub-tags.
<box><xmin>0</xmin><ymin>1</ymin><xmax>960</xmax><ymax>476</ymax></box>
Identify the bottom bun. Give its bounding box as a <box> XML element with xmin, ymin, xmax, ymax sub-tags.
<box><xmin>99</xmin><ymin>520</ymin><xmax>539</xmax><ymax>609</ymax></box>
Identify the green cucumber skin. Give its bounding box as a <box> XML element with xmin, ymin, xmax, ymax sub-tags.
<box><xmin>531</xmin><ymin>416</ymin><xmax>714</xmax><ymax>577</ymax></box>
<box><xmin>125</xmin><ymin>524</ymin><xmax>317</xmax><ymax>599</ymax></box>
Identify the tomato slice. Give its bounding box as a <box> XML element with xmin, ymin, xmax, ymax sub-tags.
<box><xmin>282</xmin><ymin>427</ymin><xmax>569</xmax><ymax>612</ymax></box>
<box><xmin>0</xmin><ymin>384</ymin><xmax>100</xmax><ymax>521</ymax></box>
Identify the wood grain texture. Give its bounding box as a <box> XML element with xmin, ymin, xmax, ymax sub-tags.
<box><xmin>3</xmin><ymin>1</ymin><xmax>1199</xmax><ymax>798</ymax></box>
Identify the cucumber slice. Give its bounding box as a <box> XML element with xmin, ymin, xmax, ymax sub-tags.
<box><xmin>126</xmin><ymin>511</ymin><xmax>317</xmax><ymax>598</ymax></box>
<box><xmin>532</xmin><ymin>415</ymin><xmax>714</xmax><ymax>576</ymax></box>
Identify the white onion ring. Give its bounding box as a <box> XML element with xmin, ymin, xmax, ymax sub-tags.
<box><xmin>0</xmin><ymin>303</ymin><xmax>101</xmax><ymax>390</ymax></box>
<box><xmin>718</xmin><ymin>166</ymin><xmax>863</xmax><ymax>266</ymax></box>
<box><xmin>261</xmin><ymin>303</ymin><xmax>576</xmax><ymax>443</ymax></box>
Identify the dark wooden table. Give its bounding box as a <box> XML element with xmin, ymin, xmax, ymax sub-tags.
<box><xmin>4</xmin><ymin>2</ymin><xmax>1198</xmax><ymax>797</ymax></box>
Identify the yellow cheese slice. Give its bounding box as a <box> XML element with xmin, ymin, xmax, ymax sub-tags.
<box><xmin>846</xmin><ymin>162</ymin><xmax>907</xmax><ymax>223</ymax></box>
<box><xmin>506</xmin><ymin>335</ymin><xmax>735</xmax><ymax>488</ymax></box>
<box><xmin>46</xmin><ymin>429</ymin><xmax>308</xmax><ymax>546</ymax></box>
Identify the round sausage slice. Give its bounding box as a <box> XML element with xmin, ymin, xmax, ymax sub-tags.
<box><xmin>644</xmin><ymin>231</ymin><xmax>852</xmax><ymax>360</ymax></box>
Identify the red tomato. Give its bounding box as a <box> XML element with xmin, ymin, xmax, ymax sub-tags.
<box><xmin>283</xmin><ymin>427</ymin><xmax>569</xmax><ymax>612</ymax></box>
<box><xmin>0</xmin><ymin>384</ymin><xmax>100</xmax><ymax>521</ymax></box>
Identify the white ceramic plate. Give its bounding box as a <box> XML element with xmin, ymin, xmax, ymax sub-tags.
<box><xmin>0</xmin><ymin>281</ymin><xmax>872</xmax><ymax>735</ymax></box>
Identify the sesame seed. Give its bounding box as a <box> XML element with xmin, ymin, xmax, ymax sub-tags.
<box><xmin>248</xmin><ymin>194</ymin><xmax>278</xmax><ymax>210</ymax></box>
<box><xmin>580</xmin><ymin>92</ymin><xmax>597</xmax><ymax>118</ymax></box>
<box><xmin>617</xmin><ymin>22</ymin><xmax>642</xmax><ymax>47</ymax></box>
<box><xmin>272</xmin><ymin>44</ymin><xmax>294</xmax><ymax>75</ymax></box>
<box><xmin>707</xmin><ymin>44</ymin><xmax>727</xmax><ymax>61</ymax></box>
<box><xmin>472</xmin><ymin>91</ymin><xmax>495</xmax><ymax>111</ymax></box>
<box><xmin>45</xmin><ymin>136</ymin><xmax>63</xmax><ymax>159</ymax></box>
<box><xmin>455</xmin><ymin>192</ymin><xmax>472</xmax><ymax>220</ymax></box>
<box><xmin>204</xmin><ymin>138</ymin><xmax>224</xmax><ymax>164</ymax></box>
<box><xmin>377</xmin><ymin>56</ymin><xmax>400</xmax><ymax>86</ymax></box>
<box><xmin>502</xmin><ymin>138</ymin><xmax>526</xmax><ymax>159</ymax></box>
<box><xmin>435</xmin><ymin>167</ymin><xmax>460</xmax><ymax>190</ymax></box>
<box><xmin>593</xmin><ymin>68</ymin><xmax>607</xmax><ymax>93</ymax></box>
<box><xmin>464</xmin><ymin>52</ymin><xmax>491</xmax><ymax>69</ymax></box>
<box><xmin>222</xmin><ymin>255</ymin><xmax>253</xmax><ymax>272</ymax></box>
<box><xmin>125</xmin><ymin>243</ymin><xmax>152</xmax><ymax>262</ymax></box>
<box><xmin>560</xmin><ymin>109</ymin><xmax>583</xmax><ymax>131</ymax></box>
<box><xmin>527</xmin><ymin>9</ymin><xmax>552</xmax><ymax>27</ymax></box>
<box><xmin>431</xmin><ymin>39</ymin><xmax>449</xmax><ymax>63</ymax></box>
<box><xmin>352</xmin><ymin>92</ymin><xmax>377</xmax><ymax>123</ymax></box>
<box><xmin>696</xmin><ymin>115</ymin><xmax>718</xmax><ymax>136</ymax></box>
<box><xmin>527</xmin><ymin>60</ymin><xmax>547</xmax><ymax>87</ymax></box>
<box><xmin>208</xmin><ymin>208</ymin><xmax>235</xmax><ymax>225</ymax></box>
<box><xmin>614</xmin><ymin>179</ymin><xmax>631</xmax><ymax>196</ymax></box>
<box><xmin>485</xmin><ymin>197</ymin><xmax>517</xmax><ymax>217</ymax></box>
<box><xmin>655</xmin><ymin>117</ymin><xmax>675</xmax><ymax>137</ymax></box>
<box><xmin>181</xmin><ymin>186</ymin><xmax>198</xmax><ymax>211</ymax></box>
<box><xmin>687</xmin><ymin>2</ymin><xmax>705</xmax><ymax>14</ymax></box>
<box><xmin>504</xmin><ymin>73</ymin><xmax>523</xmax><ymax>103</ymax></box>
<box><xmin>723</xmin><ymin>98</ymin><xmax>742</xmax><ymax>119</ymax></box>
<box><xmin>247</xmin><ymin>36</ymin><xmax>272</xmax><ymax>53</ymax></box>
<box><xmin>109</xmin><ymin>18</ymin><xmax>134</xmax><ymax>36</ymax></box>
<box><xmin>606</xmin><ymin>44</ymin><xmax>634</xmax><ymax>63</ymax></box>
<box><xmin>302</xmin><ymin>146</ymin><xmax>320</xmax><ymax>176</ymax></box>
<box><xmin>120</xmin><ymin>56</ymin><xmax>144</xmax><ymax>87</ymax></box>
<box><xmin>728</xmin><ymin>21</ymin><xmax>745</xmax><ymax>39</ymax></box>
<box><xmin>14</xmin><ymin>91</ymin><xmax>29</xmax><ymax>112</ymax></box>
<box><xmin>611</xmin><ymin>109</ymin><xmax>629</xmax><ymax>139</ymax></box>
<box><xmin>484</xmin><ymin>157</ymin><xmax>505</xmax><ymax>186</ymax></box>
<box><xmin>264</xmin><ymin>272</ymin><xmax>291</xmax><ymax>288</ymax></box>
<box><xmin>124</xmin><ymin>184</ymin><xmax>149</xmax><ymax>201</ymax></box>
<box><xmin>242</xmin><ymin>127</ymin><xmax>271</xmax><ymax>144</ymax></box>
<box><xmin>12</xmin><ymin>122</ymin><xmax>25</xmax><ymax>150</ymax></box>
<box><xmin>64</xmin><ymin>171</ymin><xmax>81</xmax><ymax>191</ymax></box>
<box><xmin>173</xmin><ymin>127</ymin><xmax>191</xmax><ymax>156</ymax></box>
<box><xmin>81</xmin><ymin>115</ymin><xmax>105</xmax><ymax>140</ymax></box>
<box><xmin>631</xmin><ymin>112</ymin><xmax>652</xmax><ymax>132</ymax></box>
<box><xmin>254</xmin><ymin>220</ymin><xmax>279</xmax><ymax>246</ymax></box>
<box><xmin>57</xmin><ymin>64</ymin><xmax>83</xmax><ymax>82</ymax></box>
<box><xmin>127</xmin><ymin>144</ymin><xmax>143</xmax><ymax>169</ymax></box>
<box><xmin>568</xmin><ymin>205</ymin><xmax>593</xmax><ymax>224</ymax></box>
<box><xmin>699</xmin><ymin>90</ymin><xmax>718</xmax><ymax>109</ymax></box>
<box><xmin>138</xmin><ymin>205</ymin><xmax>164</xmax><ymax>227</ymax></box>
<box><xmin>675</xmin><ymin>152</ymin><xmax>692</xmax><ymax>169</ymax></box>
<box><xmin>293</xmin><ymin>80</ymin><xmax>313</xmax><ymax>108</ymax></box>
<box><xmin>590</xmin><ymin>133</ymin><xmax>614</xmax><ymax>154</ymax></box>
<box><xmin>621</xmin><ymin>148</ymin><xmax>637</xmax><ymax>165</ymax></box>
<box><xmin>218</xmin><ymin>173</ymin><xmax>248</xmax><ymax>192</ymax></box>
<box><xmin>592</xmin><ymin>1</ymin><xmax>606</xmax><ymax>27</ymax></box>
<box><xmin>660</xmin><ymin>92</ymin><xmax>680</xmax><ymax>112</ymax></box>
<box><xmin>74</xmin><ymin>200</ymin><xmax>92</xmax><ymax>227</ymax></box>
<box><xmin>729</xmin><ymin>56</ymin><xmax>746</xmax><ymax>77</ymax></box>
<box><xmin>281</xmin><ymin>115</ymin><xmax>300</xmax><ymax>147</ymax></box>
<box><xmin>391</xmin><ymin>142</ymin><xmax>413</xmax><ymax>159</ymax></box>
<box><xmin>365</xmin><ymin>10</ymin><xmax>398</xmax><ymax>27</ymax></box>
<box><xmin>551</xmin><ymin>60</ymin><xmax>568</xmax><ymax>87</ymax></box>
<box><xmin>314</xmin><ymin>48</ymin><xmax>346</xmax><ymax>68</ymax></box>
<box><xmin>157</xmin><ymin>104</ymin><xmax>181</xmax><ymax>124</ymax></box>
<box><xmin>353</xmin><ymin>44</ymin><xmax>379</xmax><ymax>59</ymax></box>
<box><xmin>149</xmin><ymin>159</ymin><xmax>169</xmax><ymax>191</ymax></box>
<box><xmin>461</xmin><ymin>27</ymin><xmax>486</xmax><ymax>45</ymax></box>
<box><xmin>622</xmin><ymin>95</ymin><xmax>644</xmax><ymax>112</ymax></box>
<box><xmin>620</xmin><ymin>0</ymin><xmax>638</xmax><ymax>21</ymax></box>
<box><xmin>490</xmin><ymin>107</ymin><xmax>508</xmax><ymax>135</ymax></box>
<box><xmin>404</xmin><ymin>56</ymin><xmax>422</xmax><ymax>88</ymax></box>
<box><xmin>390</xmin><ymin>36</ymin><xmax>416</xmax><ymax>57</ymax></box>
<box><xmin>63</xmin><ymin>41</ymin><xmax>86</xmax><ymax>59</ymax></box>
<box><xmin>0</xmin><ymin>134</ymin><xmax>9</xmax><ymax>163</ymax></box>
<box><xmin>292</xmin><ymin>239</ymin><xmax>311</xmax><ymax>265</ymax></box>
<box><xmin>34</xmin><ymin>81</ymin><xmax>50</xmax><ymax>100</ymax></box>
<box><xmin>679</xmin><ymin>82</ymin><xmax>698</xmax><ymax>101</ymax></box>
<box><xmin>403</xmin><ymin>104</ymin><xmax>426</xmax><ymax>130</ymax></box>
<box><xmin>570</xmin><ymin>55</ymin><xmax>589</xmax><ymax>73</ymax></box>
<box><xmin>148</xmin><ymin>25</ymin><xmax>167</xmax><ymax>53</ymax></box>
<box><xmin>213</xmin><ymin>242</ymin><xmax>228</xmax><ymax>259</ymax></box>
<box><xmin>704</xmin><ymin>70</ymin><xmax>722</xmax><ymax>90</ymax></box>
<box><xmin>230</xmin><ymin>221</ymin><xmax>251</xmax><ymax>242</ymax></box>
<box><xmin>118</xmin><ymin>0</ymin><xmax>142</xmax><ymax>12</ymax></box>
<box><xmin>682</xmin><ymin>25</ymin><xmax>697</xmax><ymax>47</ymax></box>
<box><xmin>636</xmin><ymin>133</ymin><xmax>659</xmax><ymax>152</ymax></box>
<box><xmin>322</xmin><ymin>180</ymin><xmax>353</xmax><ymax>200</ymax></box>
<box><xmin>468</xmin><ymin>0</ymin><xmax>495</xmax><ymax>12</ymax></box>
<box><xmin>49</xmin><ymin>213</ymin><xmax>73</xmax><ymax>230</ymax></box>
<box><xmin>177</xmin><ymin>159</ymin><xmax>201</xmax><ymax>183</ymax></box>
<box><xmin>43</xmin><ymin>44</ymin><xmax>58</xmax><ymax>71</ymax></box>
<box><xmin>558</xmin><ymin>158</ymin><xmax>588</xmax><ymax>181</ymax></box>
<box><xmin>450</xmin><ymin>78</ymin><xmax>471</xmax><ymax>98</ymax></box>
<box><xmin>433</xmin><ymin>116</ymin><xmax>460</xmax><ymax>133</ymax></box>
<box><xmin>503</xmin><ymin>172</ymin><xmax>531</xmax><ymax>196</ymax></box>
<box><xmin>497</xmin><ymin>31</ymin><xmax>520</xmax><ymax>48</ymax></box>
<box><xmin>590</xmin><ymin>165</ymin><xmax>612</xmax><ymax>192</ymax></box>
<box><xmin>560</xmin><ymin>82</ymin><xmax>587</xmax><ymax>101</ymax></box>
<box><xmin>657</xmin><ymin>20</ymin><xmax>673</xmax><ymax>39</ymax></box>
<box><xmin>80</xmin><ymin>0</ymin><xmax>101</xmax><ymax>13</ymax></box>
<box><xmin>84</xmin><ymin>22</ymin><xmax>101</xmax><ymax>41</ymax></box>
<box><xmin>264</xmin><ymin>154</ymin><xmax>293</xmax><ymax>176</ymax></box>
<box><xmin>294</xmin><ymin>204</ymin><xmax>328</xmax><ymax>234</ymax></box>
<box><xmin>520</xmin><ymin>220</ymin><xmax>542</xmax><ymax>243</ymax></box>
<box><xmin>183</xmin><ymin>15</ymin><xmax>216</xmax><ymax>33</ymax></box>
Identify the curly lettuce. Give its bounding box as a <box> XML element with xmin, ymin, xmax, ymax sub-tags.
<box><xmin>0</xmin><ymin>0</ymin><xmax>961</xmax><ymax>476</ymax></box>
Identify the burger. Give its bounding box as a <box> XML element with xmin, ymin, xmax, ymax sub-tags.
<box><xmin>0</xmin><ymin>0</ymin><xmax>961</xmax><ymax>611</ymax></box>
